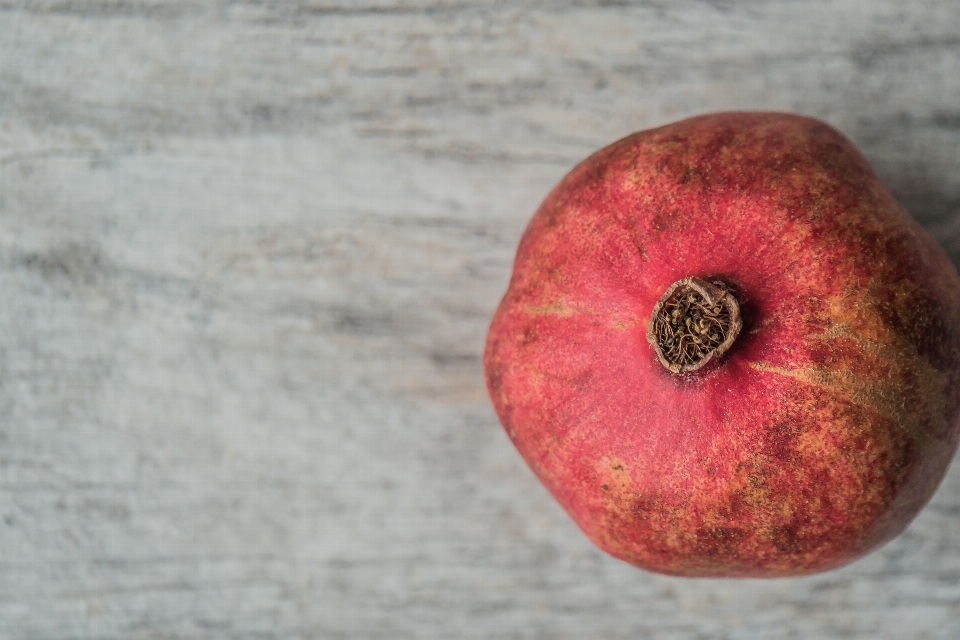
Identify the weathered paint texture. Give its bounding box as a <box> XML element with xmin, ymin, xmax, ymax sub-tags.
<box><xmin>484</xmin><ymin>112</ymin><xmax>960</xmax><ymax>577</ymax></box>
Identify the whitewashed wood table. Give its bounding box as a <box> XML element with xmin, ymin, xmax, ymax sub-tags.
<box><xmin>2</xmin><ymin>2</ymin><xmax>960</xmax><ymax>638</ymax></box>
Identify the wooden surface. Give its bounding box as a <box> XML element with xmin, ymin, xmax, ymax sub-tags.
<box><xmin>2</xmin><ymin>1</ymin><xmax>960</xmax><ymax>638</ymax></box>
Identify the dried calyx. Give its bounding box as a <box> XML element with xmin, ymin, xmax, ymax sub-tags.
<box><xmin>647</xmin><ymin>277</ymin><xmax>742</xmax><ymax>374</ymax></box>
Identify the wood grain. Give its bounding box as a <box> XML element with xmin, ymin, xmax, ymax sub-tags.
<box><xmin>1</xmin><ymin>1</ymin><xmax>960</xmax><ymax>637</ymax></box>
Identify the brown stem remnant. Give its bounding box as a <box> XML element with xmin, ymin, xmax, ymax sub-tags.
<box><xmin>647</xmin><ymin>277</ymin><xmax>742</xmax><ymax>374</ymax></box>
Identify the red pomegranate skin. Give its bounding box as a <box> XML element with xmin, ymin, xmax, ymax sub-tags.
<box><xmin>483</xmin><ymin>112</ymin><xmax>960</xmax><ymax>577</ymax></box>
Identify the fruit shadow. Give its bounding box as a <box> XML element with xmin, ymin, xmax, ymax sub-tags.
<box><xmin>857</xmin><ymin>115</ymin><xmax>960</xmax><ymax>270</ymax></box>
<box><xmin>891</xmin><ymin>177</ymin><xmax>960</xmax><ymax>270</ymax></box>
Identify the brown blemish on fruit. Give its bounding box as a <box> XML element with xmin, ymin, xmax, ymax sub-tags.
<box><xmin>602</xmin><ymin>459</ymin><xmax>632</xmax><ymax>493</ymax></box>
<box><xmin>695</xmin><ymin>526</ymin><xmax>747</xmax><ymax>559</ymax></box>
<box><xmin>748</xmin><ymin>362</ymin><xmax>937</xmax><ymax>443</ymax></box>
<box><xmin>748</xmin><ymin>316</ymin><xmax>776</xmax><ymax>335</ymax></box>
<box><xmin>524</xmin><ymin>302</ymin><xmax>582</xmax><ymax>317</ymax></box>
<box><xmin>517</xmin><ymin>327</ymin><xmax>539</xmax><ymax>348</ymax></box>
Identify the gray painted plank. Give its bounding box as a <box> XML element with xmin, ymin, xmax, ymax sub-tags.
<box><xmin>1</xmin><ymin>1</ymin><xmax>960</xmax><ymax>638</ymax></box>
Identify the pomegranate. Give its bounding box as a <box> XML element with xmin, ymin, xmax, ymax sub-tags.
<box><xmin>483</xmin><ymin>112</ymin><xmax>960</xmax><ymax>577</ymax></box>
